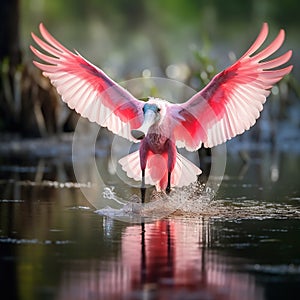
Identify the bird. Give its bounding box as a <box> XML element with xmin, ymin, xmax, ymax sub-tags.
<box><xmin>30</xmin><ymin>23</ymin><xmax>292</xmax><ymax>202</ymax></box>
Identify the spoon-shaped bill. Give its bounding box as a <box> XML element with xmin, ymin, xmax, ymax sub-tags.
<box><xmin>131</xmin><ymin>110</ymin><xmax>157</xmax><ymax>140</ymax></box>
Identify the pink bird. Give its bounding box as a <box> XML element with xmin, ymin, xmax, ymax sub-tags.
<box><xmin>30</xmin><ymin>23</ymin><xmax>292</xmax><ymax>202</ymax></box>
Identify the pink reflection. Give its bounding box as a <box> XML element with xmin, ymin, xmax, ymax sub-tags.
<box><xmin>56</xmin><ymin>219</ymin><xmax>264</xmax><ymax>300</ymax></box>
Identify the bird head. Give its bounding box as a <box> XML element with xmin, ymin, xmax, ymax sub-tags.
<box><xmin>131</xmin><ymin>103</ymin><xmax>161</xmax><ymax>140</ymax></box>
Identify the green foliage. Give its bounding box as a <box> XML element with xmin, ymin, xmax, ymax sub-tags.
<box><xmin>22</xmin><ymin>0</ymin><xmax>300</xmax><ymax>30</ymax></box>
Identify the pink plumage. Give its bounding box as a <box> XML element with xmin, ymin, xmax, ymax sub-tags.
<box><xmin>31</xmin><ymin>23</ymin><xmax>292</xmax><ymax>194</ymax></box>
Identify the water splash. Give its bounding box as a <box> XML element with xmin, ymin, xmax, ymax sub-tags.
<box><xmin>97</xmin><ymin>182</ymin><xmax>215</xmax><ymax>221</ymax></box>
<box><xmin>96</xmin><ymin>182</ymin><xmax>300</xmax><ymax>221</ymax></box>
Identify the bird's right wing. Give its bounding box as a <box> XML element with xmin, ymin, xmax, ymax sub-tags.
<box><xmin>31</xmin><ymin>23</ymin><xmax>144</xmax><ymax>142</ymax></box>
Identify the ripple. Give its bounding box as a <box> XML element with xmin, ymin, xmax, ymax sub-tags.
<box><xmin>0</xmin><ymin>165</ymin><xmax>40</xmax><ymax>173</ymax></box>
<box><xmin>68</xmin><ymin>206</ymin><xmax>92</xmax><ymax>211</ymax></box>
<box><xmin>172</xmin><ymin>198</ymin><xmax>300</xmax><ymax>220</ymax></box>
<box><xmin>289</xmin><ymin>197</ymin><xmax>300</xmax><ymax>202</ymax></box>
<box><xmin>247</xmin><ymin>264</ymin><xmax>300</xmax><ymax>275</ymax></box>
<box><xmin>0</xmin><ymin>237</ymin><xmax>73</xmax><ymax>245</ymax></box>
<box><xmin>0</xmin><ymin>180</ymin><xmax>92</xmax><ymax>188</ymax></box>
<box><xmin>0</xmin><ymin>199</ymin><xmax>24</xmax><ymax>203</ymax></box>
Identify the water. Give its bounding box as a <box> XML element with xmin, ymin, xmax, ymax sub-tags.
<box><xmin>0</xmin><ymin>142</ymin><xmax>300</xmax><ymax>300</ymax></box>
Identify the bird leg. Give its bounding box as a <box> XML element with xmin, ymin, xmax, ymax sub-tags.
<box><xmin>141</xmin><ymin>169</ymin><xmax>146</xmax><ymax>203</ymax></box>
<box><xmin>166</xmin><ymin>139</ymin><xmax>175</xmax><ymax>194</ymax></box>
<box><xmin>166</xmin><ymin>172</ymin><xmax>171</xmax><ymax>194</ymax></box>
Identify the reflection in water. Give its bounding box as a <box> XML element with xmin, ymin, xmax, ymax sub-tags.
<box><xmin>56</xmin><ymin>219</ymin><xmax>264</xmax><ymax>300</ymax></box>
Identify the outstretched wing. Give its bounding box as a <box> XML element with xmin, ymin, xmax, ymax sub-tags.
<box><xmin>31</xmin><ymin>23</ymin><xmax>144</xmax><ymax>141</ymax></box>
<box><xmin>171</xmin><ymin>23</ymin><xmax>293</xmax><ymax>150</ymax></box>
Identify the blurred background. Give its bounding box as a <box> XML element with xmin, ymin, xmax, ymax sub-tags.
<box><xmin>0</xmin><ymin>0</ymin><xmax>299</xmax><ymax>142</ymax></box>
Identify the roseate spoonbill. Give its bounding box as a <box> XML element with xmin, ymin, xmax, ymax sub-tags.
<box><xmin>30</xmin><ymin>23</ymin><xmax>292</xmax><ymax>202</ymax></box>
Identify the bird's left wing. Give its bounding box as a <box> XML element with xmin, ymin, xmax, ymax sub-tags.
<box><xmin>31</xmin><ymin>23</ymin><xmax>144</xmax><ymax>141</ymax></box>
<box><xmin>170</xmin><ymin>23</ymin><xmax>293</xmax><ymax>150</ymax></box>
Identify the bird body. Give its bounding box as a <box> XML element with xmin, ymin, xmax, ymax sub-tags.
<box><xmin>119</xmin><ymin>97</ymin><xmax>201</xmax><ymax>191</ymax></box>
<box><xmin>30</xmin><ymin>23</ymin><xmax>292</xmax><ymax>197</ymax></box>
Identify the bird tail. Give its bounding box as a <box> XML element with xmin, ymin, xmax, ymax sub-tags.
<box><xmin>119</xmin><ymin>150</ymin><xmax>201</xmax><ymax>191</ymax></box>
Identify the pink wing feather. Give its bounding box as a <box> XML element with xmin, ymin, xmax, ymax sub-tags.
<box><xmin>30</xmin><ymin>23</ymin><xmax>144</xmax><ymax>141</ymax></box>
<box><xmin>172</xmin><ymin>23</ymin><xmax>293</xmax><ymax>150</ymax></box>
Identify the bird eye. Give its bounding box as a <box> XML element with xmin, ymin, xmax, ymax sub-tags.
<box><xmin>157</xmin><ymin>108</ymin><xmax>161</xmax><ymax>112</ymax></box>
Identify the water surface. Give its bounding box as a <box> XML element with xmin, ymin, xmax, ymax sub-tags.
<box><xmin>0</xmin><ymin>145</ymin><xmax>300</xmax><ymax>300</ymax></box>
